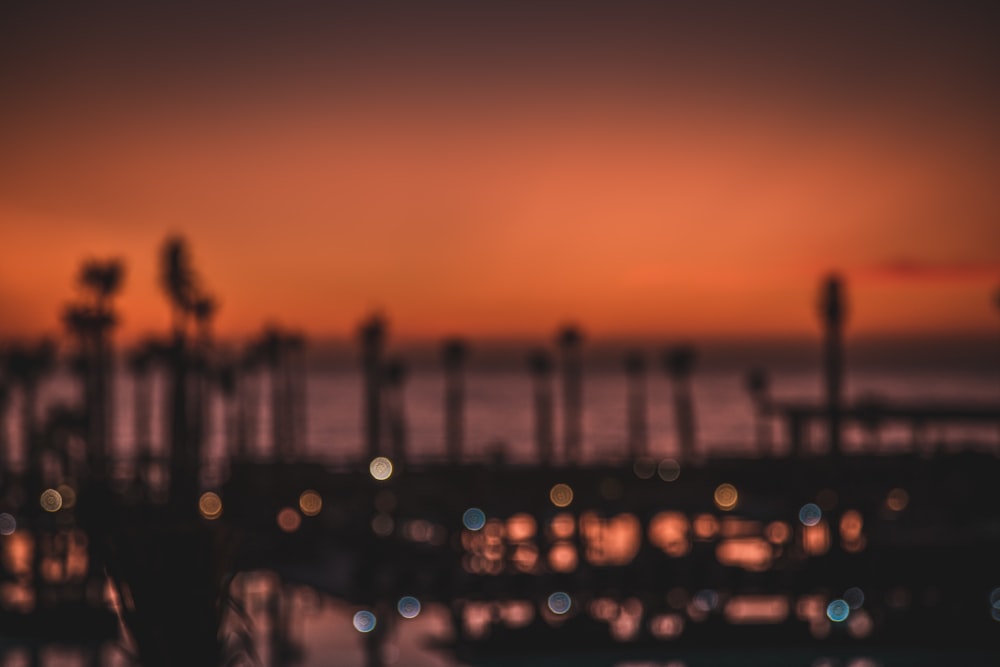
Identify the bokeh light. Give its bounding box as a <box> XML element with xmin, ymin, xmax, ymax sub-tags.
<box><xmin>369</xmin><ymin>456</ymin><xmax>393</xmax><ymax>481</ymax></box>
<box><xmin>462</xmin><ymin>508</ymin><xmax>486</xmax><ymax>531</ymax></box>
<box><xmin>658</xmin><ymin>459</ymin><xmax>681</xmax><ymax>482</ymax></box>
<box><xmin>372</xmin><ymin>513</ymin><xmax>394</xmax><ymax>536</ymax></box>
<box><xmin>506</xmin><ymin>513</ymin><xmax>537</xmax><ymax>541</ymax></box>
<box><xmin>277</xmin><ymin>507</ymin><xmax>302</xmax><ymax>532</ymax></box>
<box><xmin>198</xmin><ymin>492</ymin><xmax>223</xmax><ymax>520</ymax></box>
<box><xmin>693</xmin><ymin>514</ymin><xmax>720</xmax><ymax>540</ymax></box>
<box><xmin>844</xmin><ymin>587</ymin><xmax>865</xmax><ymax>609</ymax></box>
<box><xmin>798</xmin><ymin>503</ymin><xmax>822</xmax><ymax>527</ymax></box>
<box><xmin>39</xmin><ymin>489</ymin><xmax>63</xmax><ymax>512</ymax></box>
<box><xmin>826</xmin><ymin>599</ymin><xmax>850</xmax><ymax>622</ymax></box>
<box><xmin>713</xmin><ymin>484</ymin><xmax>738</xmax><ymax>511</ymax></box>
<box><xmin>546</xmin><ymin>513</ymin><xmax>575</xmax><ymax>541</ymax></box>
<box><xmin>298</xmin><ymin>490</ymin><xmax>322</xmax><ymax>516</ymax></box>
<box><xmin>353</xmin><ymin>610</ymin><xmax>377</xmax><ymax>633</ymax></box>
<box><xmin>0</xmin><ymin>513</ymin><xmax>15</xmax><ymax>535</ymax></box>
<box><xmin>547</xmin><ymin>592</ymin><xmax>572</xmax><ymax>615</ymax></box>
<box><xmin>397</xmin><ymin>596</ymin><xmax>421</xmax><ymax>619</ymax></box>
<box><xmin>549</xmin><ymin>483</ymin><xmax>574</xmax><ymax>508</ymax></box>
<box><xmin>633</xmin><ymin>457</ymin><xmax>656</xmax><ymax>479</ymax></box>
<box><xmin>765</xmin><ymin>521</ymin><xmax>790</xmax><ymax>544</ymax></box>
<box><xmin>847</xmin><ymin>609</ymin><xmax>874</xmax><ymax>638</ymax></box>
<box><xmin>56</xmin><ymin>484</ymin><xmax>77</xmax><ymax>509</ymax></box>
<box><xmin>547</xmin><ymin>542</ymin><xmax>578</xmax><ymax>572</ymax></box>
<box><xmin>886</xmin><ymin>487</ymin><xmax>909</xmax><ymax>512</ymax></box>
<box><xmin>692</xmin><ymin>589</ymin><xmax>720</xmax><ymax>612</ymax></box>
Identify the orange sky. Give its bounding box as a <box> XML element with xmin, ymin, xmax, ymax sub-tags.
<box><xmin>1</xmin><ymin>3</ymin><xmax>998</xmax><ymax>342</ymax></box>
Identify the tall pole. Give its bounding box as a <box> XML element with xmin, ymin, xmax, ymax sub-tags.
<box><xmin>359</xmin><ymin>315</ymin><xmax>386</xmax><ymax>461</ymax></box>
<box><xmin>820</xmin><ymin>275</ymin><xmax>846</xmax><ymax>458</ymax></box>
<box><xmin>624</xmin><ymin>351</ymin><xmax>648</xmax><ymax>459</ymax></box>
<box><xmin>664</xmin><ymin>345</ymin><xmax>697</xmax><ymax>462</ymax></box>
<box><xmin>385</xmin><ymin>358</ymin><xmax>408</xmax><ymax>465</ymax></box>
<box><xmin>744</xmin><ymin>367</ymin><xmax>772</xmax><ymax>456</ymax></box>
<box><xmin>557</xmin><ymin>326</ymin><xmax>583</xmax><ymax>465</ymax></box>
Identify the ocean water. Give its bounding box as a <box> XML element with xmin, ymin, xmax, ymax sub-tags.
<box><xmin>11</xmin><ymin>366</ymin><xmax>997</xmax><ymax>469</ymax></box>
<box><xmin>5</xmin><ymin>365</ymin><xmax>999</xmax><ymax>667</ymax></box>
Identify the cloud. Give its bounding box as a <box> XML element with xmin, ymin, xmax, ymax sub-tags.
<box><xmin>861</xmin><ymin>258</ymin><xmax>1000</xmax><ymax>283</ymax></box>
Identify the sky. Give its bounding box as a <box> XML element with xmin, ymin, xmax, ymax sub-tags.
<box><xmin>1</xmin><ymin>2</ymin><xmax>999</xmax><ymax>343</ymax></box>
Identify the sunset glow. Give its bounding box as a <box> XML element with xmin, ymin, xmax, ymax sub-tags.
<box><xmin>1</xmin><ymin>4</ymin><xmax>998</xmax><ymax>342</ymax></box>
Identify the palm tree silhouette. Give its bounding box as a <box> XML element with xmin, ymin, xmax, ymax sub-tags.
<box><xmin>624</xmin><ymin>351</ymin><xmax>648</xmax><ymax>460</ymax></box>
<box><xmin>744</xmin><ymin>367</ymin><xmax>772</xmax><ymax>456</ymax></box>
<box><xmin>160</xmin><ymin>237</ymin><xmax>198</xmax><ymax>338</ymax></box>
<box><xmin>157</xmin><ymin>236</ymin><xmax>217</xmax><ymax>504</ymax></box>
<box><xmin>556</xmin><ymin>325</ymin><xmax>584</xmax><ymax>465</ymax></box>
<box><xmin>127</xmin><ymin>337</ymin><xmax>167</xmax><ymax>483</ymax></box>
<box><xmin>359</xmin><ymin>315</ymin><xmax>387</xmax><ymax>461</ymax></box>
<box><xmin>65</xmin><ymin>257</ymin><xmax>124</xmax><ymax>473</ymax></box>
<box><xmin>818</xmin><ymin>274</ymin><xmax>846</xmax><ymax>457</ymax></box>
<box><xmin>528</xmin><ymin>349</ymin><xmax>555</xmax><ymax>466</ymax></box>
<box><xmin>2</xmin><ymin>340</ymin><xmax>56</xmax><ymax>472</ymax></box>
<box><xmin>663</xmin><ymin>345</ymin><xmax>697</xmax><ymax>462</ymax></box>
<box><xmin>0</xmin><ymin>378</ymin><xmax>9</xmax><ymax>473</ymax></box>
<box><xmin>257</xmin><ymin>326</ymin><xmax>307</xmax><ymax>461</ymax></box>
<box><xmin>384</xmin><ymin>357</ymin><xmax>408</xmax><ymax>465</ymax></box>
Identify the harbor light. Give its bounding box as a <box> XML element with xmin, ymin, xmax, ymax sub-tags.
<box><xmin>299</xmin><ymin>490</ymin><xmax>322</xmax><ymax>516</ymax></box>
<box><xmin>549</xmin><ymin>483</ymin><xmax>574</xmax><ymax>508</ymax></box>
<box><xmin>826</xmin><ymin>599</ymin><xmax>850</xmax><ymax>622</ymax></box>
<box><xmin>397</xmin><ymin>596</ymin><xmax>422</xmax><ymax>619</ymax></box>
<box><xmin>277</xmin><ymin>507</ymin><xmax>301</xmax><ymax>532</ymax></box>
<box><xmin>547</xmin><ymin>592</ymin><xmax>572</xmax><ymax>615</ymax></box>
<box><xmin>713</xmin><ymin>484</ymin><xmax>738</xmax><ymax>511</ymax></box>
<box><xmin>463</xmin><ymin>508</ymin><xmax>486</xmax><ymax>531</ymax></box>
<box><xmin>658</xmin><ymin>458</ymin><xmax>681</xmax><ymax>482</ymax></box>
<box><xmin>353</xmin><ymin>610</ymin><xmax>377</xmax><ymax>633</ymax></box>
<box><xmin>369</xmin><ymin>456</ymin><xmax>393</xmax><ymax>481</ymax></box>
<box><xmin>799</xmin><ymin>503</ymin><xmax>822</xmax><ymax>527</ymax></box>
<box><xmin>40</xmin><ymin>489</ymin><xmax>63</xmax><ymax>513</ymax></box>
<box><xmin>198</xmin><ymin>492</ymin><xmax>223</xmax><ymax>520</ymax></box>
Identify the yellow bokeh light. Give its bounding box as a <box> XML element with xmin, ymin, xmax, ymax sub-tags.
<box><xmin>40</xmin><ymin>489</ymin><xmax>63</xmax><ymax>513</ymax></box>
<box><xmin>299</xmin><ymin>490</ymin><xmax>322</xmax><ymax>517</ymax></box>
<box><xmin>549</xmin><ymin>483</ymin><xmax>574</xmax><ymax>508</ymax></box>
<box><xmin>369</xmin><ymin>456</ymin><xmax>393</xmax><ymax>481</ymax></box>
<box><xmin>713</xmin><ymin>484</ymin><xmax>738</xmax><ymax>511</ymax></box>
<box><xmin>198</xmin><ymin>492</ymin><xmax>223</xmax><ymax>520</ymax></box>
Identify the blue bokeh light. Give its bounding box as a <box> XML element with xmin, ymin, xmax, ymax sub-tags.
<box><xmin>798</xmin><ymin>503</ymin><xmax>822</xmax><ymax>527</ymax></box>
<box><xmin>547</xmin><ymin>592</ymin><xmax>572</xmax><ymax>615</ymax></box>
<box><xmin>463</xmin><ymin>507</ymin><xmax>486</xmax><ymax>531</ymax></box>
<box><xmin>0</xmin><ymin>513</ymin><xmax>15</xmax><ymax>536</ymax></box>
<box><xmin>353</xmin><ymin>610</ymin><xmax>377</xmax><ymax>633</ymax></box>
<box><xmin>826</xmin><ymin>599</ymin><xmax>850</xmax><ymax>622</ymax></box>
<box><xmin>397</xmin><ymin>596</ymin><xmax>422</xmax><ymax>619</ymax></box>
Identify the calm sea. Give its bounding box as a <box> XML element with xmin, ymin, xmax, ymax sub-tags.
<box><xmin>6</xmin><ymin>365</ymin><xmax>999</xmax><ymax>667</ymax></box>
<box><xmin>12</xmin><ymin>367</ymin><xmax>998</xmax><ymax>468</ymax></box>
